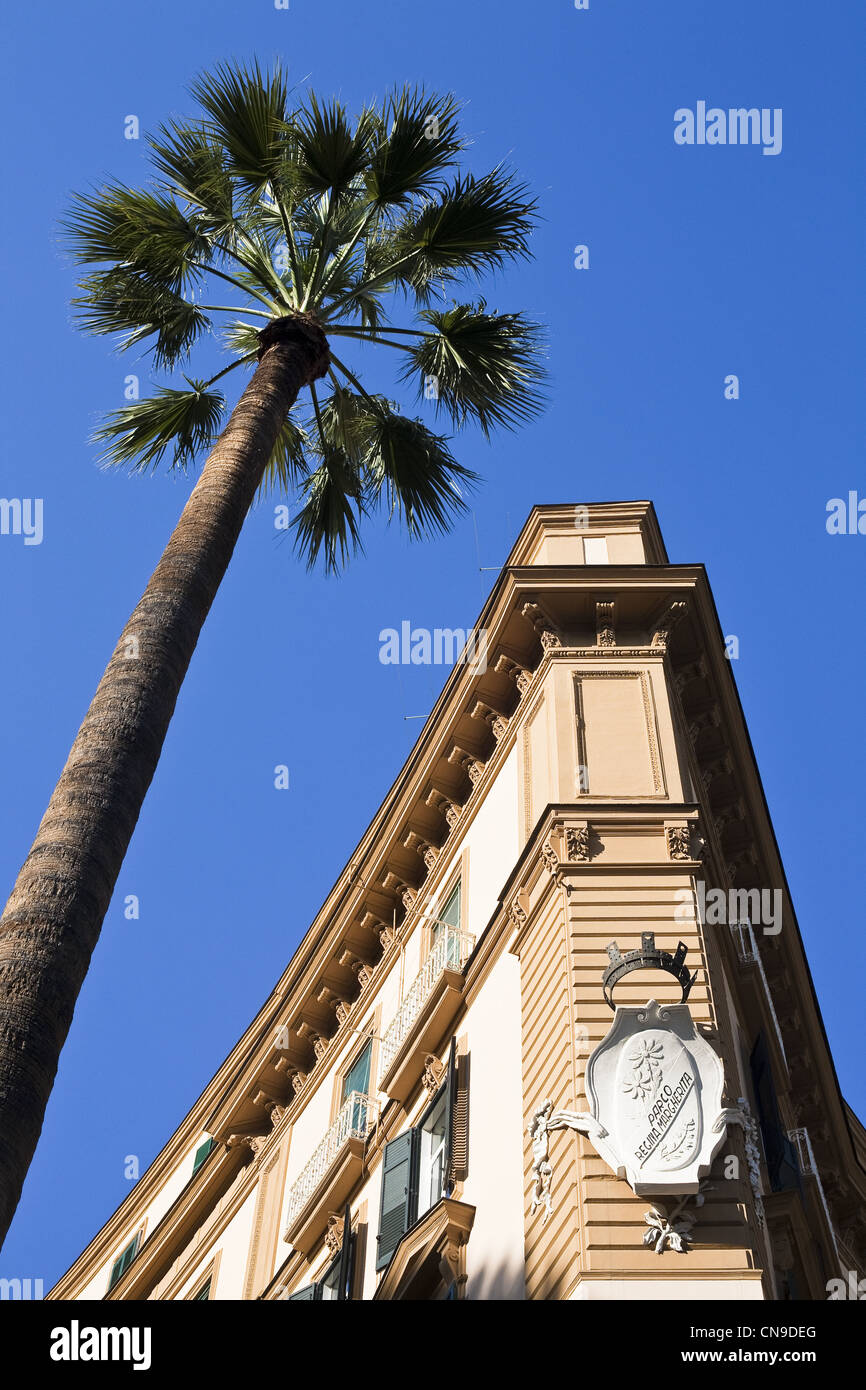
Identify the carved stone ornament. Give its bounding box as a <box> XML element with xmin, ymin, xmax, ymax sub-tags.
<box><xmin>445</xmin><ymin>802</ymin><xmax>461</xmax><ymax>830</ymax></box>
<box><xmin>268</xmin><ymin>1104</ymin><xmax>285</xmax><ymax>1129</ymax></box>
<box><xmin>596</xmin><ymin>600</ymin><xmax>616</xmax><ymax>648</ymax></box>
<box><xmin>291</xmin><ymin>1071</ymin><xmax>308</xmax><ymax>1095</ymax></box>
<box><xmin>422</xmin><ymin>1054</ymin><xmax>446</xmax><ymax>1095</ymax></box>
<box><xmin>540</xmin><ymin>836</ymin><xmax>559</xmax><ymax>874</ymax></box>
<box><xmin>312</xmin><ymin>1035</ymin><xmax>329</xmax><ymax>1061</ymax></box>
<box><xmin>643</xmin><ymin>1183</ymin><xmax>711</xmax><ymax>1254</ymax></box>
<box><xmin>335</xmin><ymin>999</ymin><xmax>351</xmax><ymax>1026</ymax></box>
<box><xmin>325</xmin><ymin>1213</ymin><xmax>344</xmax><ymax>1256</ymax></box>
<box><xmin>529</xmin><ymin>1000</ymin><xmax>738</xmax><ymax>1200</ymax></box>
<box><xmin>508</xmin><ymin>896</ymin><xmax>527</xmax><ymax>930</ymax></box>
<box><xmin>665</xmin><ymin>824</ymin><xmax>693</xmax><ymax>861</ymax></box>
<box><xmin>565</xmin><ymin>824</ymin><xmax>590</xmax><ymax>862</ymax></box>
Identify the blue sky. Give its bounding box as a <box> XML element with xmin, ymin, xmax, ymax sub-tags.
<box><xmin>1</xmin><ymin>0</ymin><xmax>863</xmax><ymax>1288</ymax></box>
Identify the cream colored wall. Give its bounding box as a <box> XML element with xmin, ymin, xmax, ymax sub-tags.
<box><xmin>570</xmin><ymin>1277</ymin><xmax>765</xmax><ymax>1300</ymax></box>
<box><xmin>174</xmin><ymin>1188</ymin><xmax>258</xmax><ymax>1300</ymax></box>
<box><xmin>462</xmin><ymin>949</ymin><xmax>526</xmax><ymax>1300</ymax></box>
<box><xmin>75</xmin><ymin>1133</ymin><xmax>212</xmax><ymax>1300</ymax></box>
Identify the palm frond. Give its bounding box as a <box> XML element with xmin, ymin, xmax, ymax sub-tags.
<box><xmin>221</xmin><ymin>319</ymin><xmax>263</xmax><ymax>356</ymax></box>
<box><xmin>148</xmin><ymin>120</ymin><xmax>236</xmax><ymax>239</ymax></box>
<box><xmin>92</xmin><ymin>380</ymin><xmax>224</xmax><ymax>471</ymax></box>
<box><xmin>291</xmin><ymin>448</ymin><xmax>366</xmax><ymax>572</ymax></box>
<box><xmin>62</xmin><ymin>184</ymin><xmax>210</xmax><ymax>288</ymax></box>
<box><xmin>399</xmin><ymin>301</ymin><xmax>547</xmax><ymax>436</ymax></box>
<box><xmin>71</xmin><ymin>268</ymin><xmax>209</xmax><ymax>368</ymax></box>
<box><xmin>191</xmin><ymin>59</ymin><xmax>291</xmax><ymax>198</ymax></box>
<box><xmin>293</xmin><ymin>95</ymin><xmax>377</xmax><ymax>200</ymax></box>
<box><xmin>366</xmin><ymin>87</ymin><xmax>465</xmax><ymax>209</ymax></box>
<box><xmin>361</xmin><ymin>408</ymin><xmax>477</xmax><ymax>535</ymax></box>
<box><xmin>391</xmin><ymin>169</ymin><xmax>538</xmax><ymax>297</ymax></box>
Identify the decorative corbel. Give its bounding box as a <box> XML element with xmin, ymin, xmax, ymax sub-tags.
<box><xmin>422</xmin><ymin>1054</ymin><xmax>446</xmax><ymax>1095</ymax></box>
<box><xmin>521</xmin><ymin>599</ymin><xmax>562</xmax><ymax>651</ymax></box>
<box><xmin>651</xmin><ymin>599</ymin><xmax>689</xmax><ymax>650</ymax></box>
<box><xmin>595</xmin><ymin>599</ymin><xmax>616</xmax><ymax>648</ymax></box>
<box><xmin>470</xmin><ymin>699</ymin><xmax>510</xmax><ymax>742</ymax></box>
<box><xmin>493</xmin><ymin>652</ymin><xmax>533</xmax><ymax>696</ymax></box>
<box><xmin>448</xmin><ymin>745</ymin><xmax>485</xmax><ymax>787</ymax></box>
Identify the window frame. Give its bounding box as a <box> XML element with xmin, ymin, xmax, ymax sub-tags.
<box><xmin>376</xmin><ymin>1039</ymin><xmax>460</xmax><ymax>1273</ymax></box>
<box><xmin>106</xmin><ymin>1225</ymin><xmax>145</xmax><ymax>1294</ymax></box>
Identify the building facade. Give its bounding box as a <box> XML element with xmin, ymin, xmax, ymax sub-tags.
<box><xmin>49</xmin><ymin>503</ymin><xmax>866</xmax><ymax>1302</ymax></box>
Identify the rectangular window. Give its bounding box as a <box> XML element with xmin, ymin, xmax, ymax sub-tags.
<box><xmin>287</xmin><ymin>1220</ymin><xmax>355</xmax><ymax>1301</ymax></box>
<box><xmin>418</xmin><ymin>1090</ymin><xmax>448</xmax><ymax>1218</ymax></box>
<box><xmin>191</xmin><ymin>1277</ymin><xmax>212</xmax><ymax>1301</ymax></box>
<box><xmin>432</xmin><ymin>880</ymin><xmax>461</xmax><ymax>966</ymax></box>
<box><xmin>376</xmin><ymin>1040</ymin><xmax>465</xmax><ymax>1272</ymax></box>
<box><xmin>583</xmin><ymin>536</ymin><xmax>609</xmax><ymax>563</ymax></box>
<box><xmin>341</xmin><ymin>1038</ymin><xmax>372</xmax><ymax>1106</ymax></box>
<box><xmin>107</xmin><ymin>1232</ymin><xmax>141</xmax><ymax>1292</ymax></box>
<box><xmin>192</xmin><ymin>1137</ymin><xmax>216</xmax><ymax>1176</ymax></box>
<box><xmin>750</xmin><ymin>1034</ymin><xmax>801</xmax><ymax>1195</ymax></box>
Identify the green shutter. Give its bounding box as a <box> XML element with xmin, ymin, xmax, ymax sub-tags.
<box><xmin>192</xmin><ymin>1137</ymin><xmax>216</xmax><ymax>1176</ymax></box>
<box><xmin>337</xmin><ymin>1205</ymin><xmax>353</xmax><ymax>1301</ymax></box>
<box><xmin>107</xmin><ymin>1232</ymin><xmax>141</xmax><ymax>1292</ymax></box>
<box><xmin>376</xmin><ymin>1129</ymin><xmax>417</xmax><ymax>1270</ymax></box>
<box><xmin>287</xmin><ymin>1282</ymin><xmax>319</xmax><ymax>1301</ymax></box>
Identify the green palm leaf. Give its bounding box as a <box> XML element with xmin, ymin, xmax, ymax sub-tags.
<box><xmin>71</xmin><ymin>268</ymin><xmax>209</xmax><ymax>368</ymax></box>
<box><xmin>93</xmin><ymin>380</ymin><xmax>225</xmax><ymax>471</ymax></box>
<box><xmin>365</xmin><ymin>87</ymin><xmax>464</xmax><ymax>209</ymax></box>
<box><xmin>191</xmin><ymin>59</ymin><xmax>292</xmax><ymax>198</ymax></box>
<box><xmin>292</xmin><ymin>448</ymin><xmax>366</xmax><ymax>572</ymax></box>
<box><xmin>400</xmin><ymin>302</ymin><xmax>547</xmax><ymax>436</ymax></box>
<box><xmin>391</xmin><ymin>169</ymin><xmax>538</xmax><ymax>298</ymax></box>
<box><xmin>63</xmin><ymin>185</ymin><xmax>210</xmax><ymax>288</ymax></box>
<box><xmin>361</xmin><ymin>409</ymin><xmax>477</xmax><ymax>536</ymax></box>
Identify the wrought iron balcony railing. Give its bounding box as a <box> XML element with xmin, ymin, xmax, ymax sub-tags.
<box><xmin>380</xmin><ymin>928</ymin><xmax>475</xmax><ymax>1079</ymax></box>
<box><xmin>284</xmin><ymin>1092</ymin><xmax>379</xmax><ymax>1233</ymax></box>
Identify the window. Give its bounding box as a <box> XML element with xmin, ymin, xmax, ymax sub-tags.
<box><xmin>192</xmin><ymin>1137</ymin><xmax>216</xmax><ymax>1177</ymax></box>
<box><xmin>376</xmin><ymin>1040</ymin><xmax>466</xmax><ymax>1272</ymax></box>
<box><xmin>287</xmin><ymin>1208</ymin><xmax>355</xmax><ymax>1301</ymax></box>
<box><xmin>107</xmin><ymin>1232</ymin><xmax>141</xmax><ymax>1292</ymax></box>
<box><xmin>432</xmin><ymin>880</ymin><xmax>461</xmax><ymax>966</ymax></box>
<box><xmin>418</xmin><ymin>1090</ymin><xmax>449</xmax><ymax>1217</ymax></box>
<box><xmin>750</xmin><ymin>1034</ymin><xmax>801</xmax><ymax>1195</ymax></box>
<box><xmin>341</xmin><ymin>1038</ymin><xmax>372</xmax><ymax>1106</ymax></box>
<box><xmin>191</xmin><ymin>1277</ymin><xmax>212</xmax><ymax>1301</ymax></box>
<box><xmin>583</xmin><ymin>536</ymin><xmax>609</xmax><ymax>564</ymax></box>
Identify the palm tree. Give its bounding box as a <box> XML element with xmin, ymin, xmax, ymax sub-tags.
<box><xmin>0</xmin><ymin>60</ymin><xmax>545</xmax><ymax>1246</ymax></box>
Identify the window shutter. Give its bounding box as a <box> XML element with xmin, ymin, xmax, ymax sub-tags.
<box><xmin>337</xmin><ymin>1204</ymin><xmax>353</xmax><ymax>1301</ymax></box>
<box><xmin>447</xmin><ymin>1041</ymin><xmax>469</xmax><ymax>1188</ymax></box>
<box><xmin>376</xmin><ymin>1129</ymin><xmax>417</xmax><ymax>1270</ymax></box>
<box><xmin>192</xmin><ymin>1138</ymin><xmax>215</xmax><ymax>1176</ymax></box>
<box><xmin>108</xmin><ymin>1232</ymin><xmax>141</xmax><ymax>1291</ymax></box>
<box><xmin>287</xmin><ymin>1282</ymin><xmax>319</xmax><ymax>1301</ymax></box>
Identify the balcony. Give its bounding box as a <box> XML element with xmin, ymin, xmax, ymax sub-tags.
<box><xmin>283</xmin><ymin>1092</ymin><xmax>379</xmax><ymax>1257</ymax></box>
<box><xmin>379</xmin><ymin>928</ymin><xmax>475</xmax><ymax>1103</ymax></box>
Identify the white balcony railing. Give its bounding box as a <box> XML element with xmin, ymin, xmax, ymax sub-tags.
<box><xmin>284</xmin><ymin>1092</ymin><xmax>379</xmax><ymax>1232</ymax></box>
<box><xmin>380</xmin><ymin>928</ymin><xmax>475</xmax><ymax>1078</ymax></box>
<box><xmin>788</xmin><ymin>1126</ymin><xmax>842</xmax><ymax>1270</ymax></box>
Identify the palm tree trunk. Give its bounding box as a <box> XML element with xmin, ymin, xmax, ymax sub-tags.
<box><xmin>0</xmin><ymin>315</ymin><xmax>329</xmax><ymax>1248</ymax></box>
